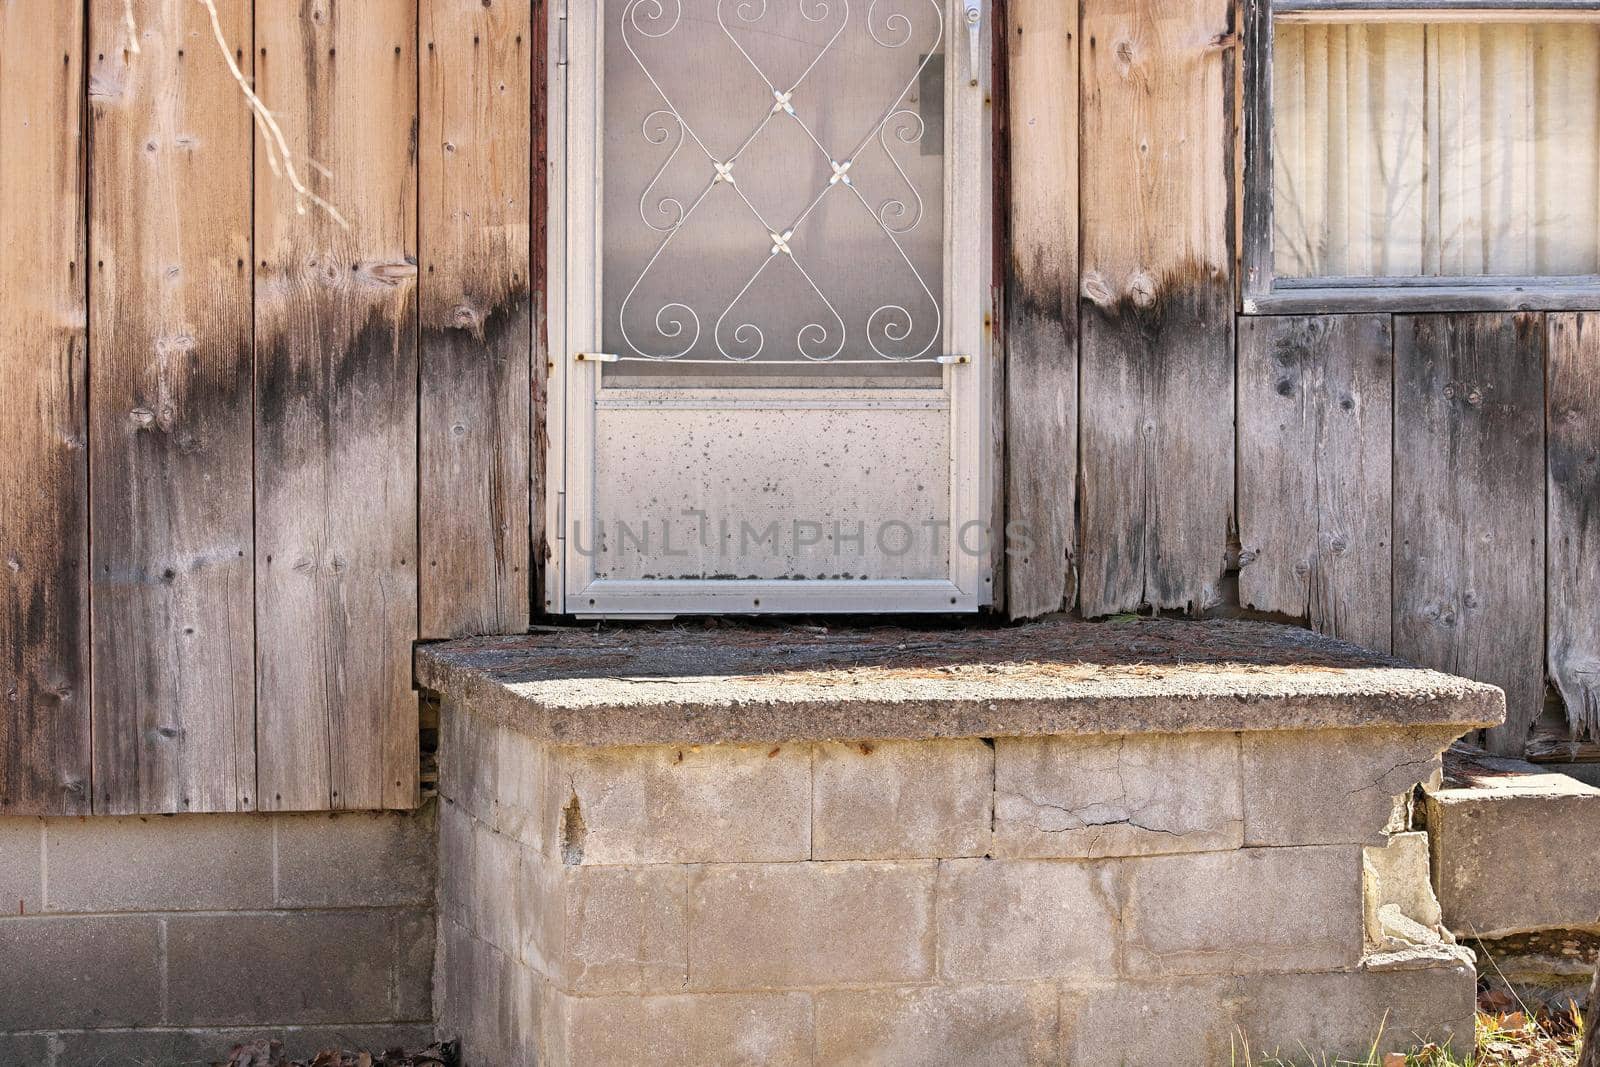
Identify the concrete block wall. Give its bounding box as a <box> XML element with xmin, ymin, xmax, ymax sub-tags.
<box><xmin>0</xmin><ymin>808</ymin><xmax>437</xmax><ymax>1067</ymax></box>
<box><xmin>435</xmin><ymin>700</ymin><xmax>1477</xmax><ymax>1067</ymax></box>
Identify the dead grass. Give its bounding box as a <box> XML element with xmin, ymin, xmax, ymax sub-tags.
<box><xmin>1234</xmin><ymin>1007</ymin><xmax>1584</xmax><ymax>1067</ymax></box>
<box><xmin>1471</xmin><ymin>1005</ymin><xmax>1584</xmax><ymax>1067</ymax></box>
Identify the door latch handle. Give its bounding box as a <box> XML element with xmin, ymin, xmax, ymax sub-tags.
<box><xmin>963</xmin><ymin>0</ymin><xmax>983</xmax><ymax>87</ymax></box>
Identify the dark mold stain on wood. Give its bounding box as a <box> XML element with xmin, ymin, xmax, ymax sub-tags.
<box><xmin>420</xmin><ymin>283</ymin><xmax>533</xmax><ymax>637</ymax></box>
<box><xmin>258</xmin><ymin>301</ymin><xmax>419</xmax><ymax>455</ymax></box>
<box><xmin>1079</xmin><ymin>268</ymin><xmax>1234</xmax><ymax>618</ymax></box>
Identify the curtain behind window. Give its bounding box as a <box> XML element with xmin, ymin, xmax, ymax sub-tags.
<box><xmin>1273</xmin><ymin>20</ymin><xmax>1600</xmax><ymax>278</ymax></box>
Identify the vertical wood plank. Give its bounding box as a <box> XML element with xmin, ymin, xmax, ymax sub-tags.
<box><xmin>1078</xmin><ymin>0</ymin><xmax>1235</xmax><ymax>618</ymax></box>
<box><xmin>1395</xmin><ymin>313</ymin><xmax>1545</xmax><ymax>756</ymax></box>
<box><xmin>255</xmin><ymin>0</ymin><xmax>419</xmax><ymax>811</ymax></box>
<box><xmin>1004</xmin><ymin>0</ymin><xmax>1078</xmax><ymax>620</ymax></box>
<box><xmin>0</xmin><ymin>2</ymin><xmax>90</xmax><ymax>815</ymax></box>
<box><xmin>1548</xmin><ymin>312</ymin><xmax>1600</xmax><ymax>739</ymax></box>
<box><xmin>531</xmin><ymin>0</ymin><xmax>550</xmax><ymax>614</ymax></box>
<box><xmin>1238</xmin><ymin>315</ymin><xmax>1393</xmax><ymax>652</ymax></box>
<box><xmin>88</xmin><ymin>0</ymin><xmax>256</xmax><ymax>814</ymax></box>
<box><xmin>419</xmin><ymin>0</ymin><xmax>531</xmax><ymax>639</ymax></box>
<box><xmin>990</xmin><ymin>0</ymin><xmax>1011</xmax><ymax>611</ymax></box>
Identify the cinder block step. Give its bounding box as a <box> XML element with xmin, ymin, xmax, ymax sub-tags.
<box><xmin>1427</xmin><ymin>742</ymin><xmax>1600</xmax><ymax>1010</ymax></box>
<box><xmin>422</xmin><ymin>618</ymin><xmax>1502</xmax><ymax>1065</ymax></box>
<box><xmin>1428</xmin><ymin>742</ymin><xmax>1600</xmax><ymax>939</ymax></box>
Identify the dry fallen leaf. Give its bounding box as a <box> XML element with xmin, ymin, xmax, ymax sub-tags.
<box><xmin>1482</xmin><ymin>988</ymin><xmax>1521</xmax><ymax>1013</ymax></box>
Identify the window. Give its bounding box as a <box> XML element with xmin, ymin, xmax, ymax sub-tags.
<box><xmin>1243</xmin><ymin>0</ymin><xmax>1600</xmax><ymax>311</ymax></box>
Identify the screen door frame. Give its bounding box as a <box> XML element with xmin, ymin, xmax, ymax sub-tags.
<box><xmin>544</xmin><ymin>0</ymin><xmax>993</xmax><ymax>616</ymax></box>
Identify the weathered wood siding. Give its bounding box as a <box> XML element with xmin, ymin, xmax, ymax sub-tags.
<box><xmin>1238</xmin><ymin>310</ymin><xmax>1579</xmax><ymax>755</ymax></box>
<box><xmin>1238</xmin><ymin>315</ymin><xmax>1393</xmax><ymax>653</ymax></box>
<box><xmin>253</xmin><ymin>0</ymin><xmax>420</xmax><ymax>812</ymax></box>
<box><xmin>1076</xmin><ymin>0</ymin><xmax>1235</xmax><ymax>618</ymax></box>
<box><xmin>1393</xmin><ymin>314</ymin><xmax>1546</xmax><ymax>755</ymax></box>
<box><xmin>0</xmin><ymin>1</ymin><xmax>542</xmax><ymax>815</ymax></box>
<box><xmin>0</xmin><ymin>2</ymin><xmax>90</xmax><ymax>815</ymax></box>
<box><xmin>420</xmin><ymin>0</ymin><xmax>532</xmax><ymax>640</ymax></box>
<box><xmin>1021</xmin><ymin>0</ymin><xmax>1596</xmax><ymax>757</ymax></box>
<box><xmin>1003</xmin><ymin>0</ymin><xmax>1078</xmax><ymax>618</ymax></box>
<box><xmin>1548</xmin><ymin>313</ymin><xmax>1600</xmax><ymax>741</ymax></box>
<box><xmin>88</xmin><ymin>0</ymin><xmax>256</xmax><ymax>814</ymax></box>
<box><xmin>5</xmin><ymin>1</ymin><xmax>1600</xmax><ymax>814</ymax></box>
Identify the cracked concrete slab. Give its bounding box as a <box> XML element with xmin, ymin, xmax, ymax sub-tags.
<box><xmin>416</xmin><ymin>618</ymin><xmax>1503</xmax><ymax>748</ymax></box>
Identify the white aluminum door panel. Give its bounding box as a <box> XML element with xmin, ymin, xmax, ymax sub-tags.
<box><xmin>590</xmin><ymin>390</ymin><xmax>950</xmax><ymax>581</ymax></box>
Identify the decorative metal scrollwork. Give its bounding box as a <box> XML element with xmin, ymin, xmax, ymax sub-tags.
<box><xmin>638</xmin><ymin>110</ymin><xmax>686</xmax><ymax>231</ymax></box>
<box><xmin>877</xmin><ymin>110</ymin><xmax>925</xmax><ymax>233</ymax></box>
<box><xmin>866</xmin><ymin>0</ymin><xmax>917</xmax><ymax>47</ymax></box>
<box><xmin>614</xmin><ymin>0</ymin><xmax>946</xmax><ymax>365</ymax></box>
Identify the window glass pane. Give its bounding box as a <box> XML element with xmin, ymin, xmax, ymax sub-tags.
<box><xmin>1273</xmin><ymin>20</ymin><xmax>1600</xmax><ymax>278</ymax></box>
<box><xmin>600</xmin><ymin>0</ymin><xmax>947</xmax><ymax>383</ymax></box>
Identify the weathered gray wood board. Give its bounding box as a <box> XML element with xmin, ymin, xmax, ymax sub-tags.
<box><xmin>254</xmin><ymin>0</ymin><xmax>420</xmax><ymax>811</ymax></box>
<box><xmin>1394</xmin><ymin>313</ymin><xmax>1546</xmax><ymax>756</ymax></box>
<box><xmin>1003</xmin><ymin>0</ymin><xmax>1078</xmax><ymax>620</ymax></box>
<box><xmin>0</xmin><ymin>4</ymin><xmax>90</xmax><ymax>815</ymax></box>
<box><xmin>988</xmin><ymin>0</ymin><xmax>1009</xmax><ymax>612</ymax></box>
<box><xmin>1548</xmin><ymin>312</ymin><xmax>1600</xmax><ymax>740</ymax></box>
<box><xmin>1238</xmin><ymin>315</ymin><xmax>1393</xmax><ymax>652</ymax></box>
<box><xmin>531</xmin><ymin>0</ymin><xmax>551</xmax><ymax>616</ymax></box>
<box><xmin>1077</xmin><ymin>0</ymin><xmax>1235</xmax><ymax>618</ymax></box>
<box><xmin>420</xmin><ymin>0</ymin><xmax>532</xmax><ymax>639</ymax></box>
<box><xmin>88</xmin><ymin>0</ymin><xmax>257</xmax><ymax>814</ymax></box>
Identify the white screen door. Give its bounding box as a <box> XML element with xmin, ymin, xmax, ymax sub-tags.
<box><xmin>550</xmin><ymin>0</ymin><xmax>990</xmax><ymax>615</ymax></box>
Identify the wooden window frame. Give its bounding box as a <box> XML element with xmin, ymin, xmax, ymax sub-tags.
<box><xmin>1241</xmin><ymin>0</ymin><xmax>1600</xmax><ymax>313</ymax></box>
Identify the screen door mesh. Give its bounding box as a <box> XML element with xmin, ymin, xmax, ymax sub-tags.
<box><xmin>601</xmin><ymin>0</ymin><xmax>948</xmax><ymax>368</ymax></box>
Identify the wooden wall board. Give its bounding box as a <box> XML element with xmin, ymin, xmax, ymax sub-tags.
<box><xmin>1548</xmin><ymin>312</ymin><xmax>1600</xmax><ymax>741</ymax></box>
<box><xmin>0</xmin><ymin>2</ymin><xmax>90</xmax><ymax>816</ymax></box>
<box><xmin>87</xmin><ymin>0</ymin><xmax>257</xmax><ymax>814</ymax></box>
<box><xmin>1004</xmin><ymin>0</ymin><xmax>1079</xmax><ymax>620</ymax></box>
<box><xmin>1077</xmin><ymin>0</ymin><xmax>1236</xmax><ymax>618</ymax></box>
<box><xmin>531</xmin><ymin>0</ymin><xmax>550</xmax><ymax>615</ymax></box>
<box><xmin>419</xmin><ymin>0</ymin><xmax>532</xmax><ymax>639</ymax></box>
<box><xmin>1394</xmin><ymin>312</ymin><xmax>1546</xmax><ymax>756</ymax></box>
<box><xmin>1238</xmin><ymin>314</ymin><xmax>1393</xmax><ymax>652</ymax></box>
<box><xmin>253</xmin><ymin>0</ymin><xmax>420</xmax><ymax>811</ymax></box>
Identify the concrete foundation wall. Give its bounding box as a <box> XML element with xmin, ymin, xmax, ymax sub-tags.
<box><xmin>0</xmin><ymin>807</ymin><xmax>437</xmax><ymax>1067</ymax></box>
<box><xmin>435</xmin><ymin>699</ymin><xmax>1478</xmax><ymax>1067</ymax></box>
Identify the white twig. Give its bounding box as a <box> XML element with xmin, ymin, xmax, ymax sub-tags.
<box><xmin>196</xmin><ymin>0</ymin><xmax>350</xmax><ymax>229</ymax></box>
